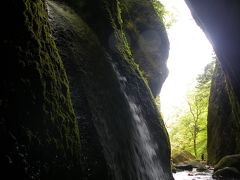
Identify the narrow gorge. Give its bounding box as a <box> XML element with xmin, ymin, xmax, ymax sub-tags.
<box><xmin>1</xmin><ymin>0</ymin><xmax>240</xmax><ymax>180</ymax></box>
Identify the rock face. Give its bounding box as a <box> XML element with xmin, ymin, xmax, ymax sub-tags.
<box><xmin>47</xmin><ymin>1</ymin><xmax>172</xmax><ymax>179</ymax></box>
<box><xmin>185</xmin><ymin>0</ymin><xmax>240</xmax><ymax>165</ymax></box>
<box><xmin>59</xmin><ymin>0</ymin><xmax>169</xmax><ymax>97</ymax></box>
<box><xmin>172</xmin><ymin>151</ymin><xmax>196</xmax><ymax>164</ymax></box>
<box><xmin>207</xmin><ymin>62</ymin><xmax>237</xmax><ymax>164</ymax></box>
<box><xmin>0</xmin><ymin>0</ymin><xmax>81</xmax><ymax>179</ymax></box>
<box><xmin>0</xmin><ymin>0</ymin><xmax>172</xmax><ymax>179</ymax></box>
<box><xmin>213</xmin><ymin>154</ymin><xmax>240</xmax><ymax>179</ymax></box>
<box><xmin>213</xmin><ymin>167</ymin><xmax>240</xmax><ymax>179</ymax></box>
<box><xmin>214</xmin><ymin>154</ymin><xmax>240</xmax><ymax>172</ymax></box>
<box><xmin>121</xmin><ymin>0</ymin><xmax>169</xmax><ymax>96</ymax></box>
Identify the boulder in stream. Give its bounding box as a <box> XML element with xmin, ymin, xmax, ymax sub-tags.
<box><xmin>172</xmin><ymin>151</ymin><xmax>196</xmax><ymax>164</ymax></box>
<box><xmin>213</xmin><ymin>167</ymin><xmax>240</xmax><ymax>179</ymax></box>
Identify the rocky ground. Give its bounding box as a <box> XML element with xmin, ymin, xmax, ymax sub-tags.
<box><xmin>172</xmin><ymin>152</ymin><xmax>240</xmax><ymax>180</ymax></box>
<box><xmin>173</xmin><ymin>168</ymin><xmax>214</xmax><ymax>180</ymax></box>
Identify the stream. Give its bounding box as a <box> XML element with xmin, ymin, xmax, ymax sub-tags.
<box><xmin>173</xmin><ymin>168</ymin><xmax>214</xmax><ymax>180</ymax></box>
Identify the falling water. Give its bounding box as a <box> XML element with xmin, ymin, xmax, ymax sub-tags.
<box><xmin>112</xmin><ymin>64</ymin><xmax>166</xmax><ymax>180</ymax></box>
<box><xmin>47</xmin><ymin>1</ymin><xmax>169</xmax><ymax>178</ymax></box>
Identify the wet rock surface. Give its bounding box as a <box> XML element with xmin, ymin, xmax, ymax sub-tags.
<box><xmin>212</xmin><ymin>154</ymin><xmax>240</xmax><ymax>180</ymax></box>
<box><xmin>213</xmin><ymin>167</ymin><xmax>240</xmax><ymax>179</ymax></box>
<box><xmin>47</xmin><ymin>0</ymin><xmax>173</xmax><ymax>179</ymax></box>
<box><xmin>173</xmin><ymin>158</ymin><xmax>240</xmax><ymax>180</ymax></box>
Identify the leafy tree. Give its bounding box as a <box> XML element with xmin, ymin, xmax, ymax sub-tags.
<box><xmin>169</xmin><ymin>60</ymin><xmax>215</xmax><ymax>158</ymax></box>
<box><xmin>186</xmin><ymin>91</ymin><xmax>208</xmax><ymax>157</ymax></box>
<box><xmin>189</xmin><ymin>59</ymin><xmax>215</xmax><ymax>157</ymax></box>
<box><xmin>196</xmin><ymin>60</ymin><xmax>215</xmax><ymax>96</ymax></box>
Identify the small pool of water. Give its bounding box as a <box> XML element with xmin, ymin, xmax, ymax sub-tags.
<box><xmin>173</xmin><ymin>168</ymin><xmax>214</xmax><ymax>180</ymax></box>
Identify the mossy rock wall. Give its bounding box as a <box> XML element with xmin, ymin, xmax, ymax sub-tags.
<box><xmin>47</xmin><ymin>2</ymin><xmax>111</xmax><ymax>179</ymax></box>
<box><xmin>185</xmin><ymin>0</ymin><xmax>240</xmax><ymax>165</ymax></box>
<box><xmin>58</xmin><ymin>0</ymin><xmax>169</xmax><ymax>96</ymax></box>
<box><xmin>207</xmin><ymin>61</ymin><xmax>238</xmax><ymax>165</ymax></box>
<box><xmin>0</xmin><ymin>0</ymin><xmax>81</xmax><ymax>179</ymax></box>
<box><xmin>121</xmin><ymin>0</ymin><xmax>169</xmax><ymax>96</ymax></box>
<box><xmin>1</xmin><ymin>0</ymin><xmax>172</xmax><ymax>179</ymax></box>
<box><xmin>48</xmin><ymin>0</ymin><xmax>172</xmax><ymax>179</ymax></box>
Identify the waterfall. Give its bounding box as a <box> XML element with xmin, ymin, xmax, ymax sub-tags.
<box><xmin>47</xmin><ymin>1</ymin><xmax>171</xmax><ymax>179</ymax></box>
<box><xmin>112</xmin><ymin>64</ymin><xmax>166</xmax><ymax>180</ymax></box>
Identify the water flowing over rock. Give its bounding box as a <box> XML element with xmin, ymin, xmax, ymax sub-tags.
<box><xmin>47</xmin><ymin>1</ymin><xmax>173</xmax><ymax>178</ymax></box>
<box><xmin>113</xmin><ymin>64</ymin><xmax>167</xmax><ymax>179</ymax></box>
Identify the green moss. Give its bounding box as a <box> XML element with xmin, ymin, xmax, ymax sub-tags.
<box><xmin>151</xmin><ymin>0</ymin><xmax>166</xmax><ymax>23</ymax></box>
<box><xmin>104</xmin><ymin>0</ymin><xmax>150</xmax><ymax>87</ymax></box>
<box><xmin>118</xmin><ymin>0</ymin><xmax>170</xmax><ymax>96</ymax></box>
<box><xmin>46</xmin><ymin>0</ymin><xmax>173</xmax><ymax>177</ymax></box>
<box><xmin>115</xmin><ymin>0</ymin><xmax>169</xmax><ymax>125</ymax></box>
<box><xmin>172</xmin><ymin>151</ymin><xmax>196</xmax><ymax>164</ymax></box>
<box><xmin>22</xmin><ymin>0</ymin><xmax>80</xmax><ymax>156</ymax></box>
<box><xmin>105</xmin><ymin>1</ymin><xmax>169</xmax><ymax>134</ymax></box>
<box><xmin>104</xmin><ymin>0</ymin><xmax>171</xmax><ymax>164</ymax></box>
<box><xmin>1</xmin><ymin>0</ymin><xmax>81</xmax><ymax>177</ymax></box>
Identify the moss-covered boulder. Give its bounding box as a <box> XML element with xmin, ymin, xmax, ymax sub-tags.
<box><xmin>213</xmin><ymin>167</ymin><xmax>240</xmax><ymax>179</ymax></box>
<box><xmin>214</xmin><ymin>154</ymin><xmax>240</xmax><ymax>172</ymax></box>
<box><xmin>172</xmin><ymin>151</ymin><xmax>196</xmax><ymax>164</ymax></box>
<box><xmin>213</xmin><ymin>154</ymin><xmax>240</xmax><ymax>179</ymax></box>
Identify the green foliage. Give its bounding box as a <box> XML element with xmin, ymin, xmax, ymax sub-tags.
<box><xmin>151</xmin><ymin>0</ymin><xmax>166</xmax><ymax>18</ymax></box>
<box><xmin>155</xmin><ymin>96</ymin><xmax>161</xmax><ymax>110</ymax></box>
<box><xmin>169</xmin><ymin>60</ymin><xmax>215</xmax><ymax>159</ymax></box>
<box><xmin>105</xmin><ymin>0</ymin><xmax>151</xmax><ymax>90</ymax></box>
<box><xmin>196</xmin><ymin>59</ymin><xmax>216</xmax><ymax>92</ymax></box>
<box><xmin>151</xmin><ymin>0</ymin><xmax>176</xmax><ymax>28</ymax></box>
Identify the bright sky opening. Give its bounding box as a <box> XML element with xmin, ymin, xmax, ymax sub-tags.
<box><xmin>159</xmin><ymin>0</ymin><xmax>214</xmax><ymax>126</ymax></box>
